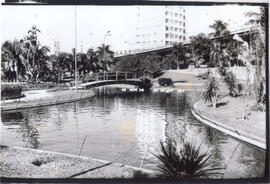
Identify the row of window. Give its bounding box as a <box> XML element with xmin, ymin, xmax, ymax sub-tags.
<box><xmin>136</xmin><ymin>40</ymin><xmax>162</xmax><ymax>44</ymax></box>
<box><xmin>165</xmin><ymin>41</ymin><xmax>178</xmax><ymax>45</ymax></box>
<box><xmin>165</xmin><ymin>19</ymin><xmax>185</xmax><ymax>25</ymax></box>
<box><xmin>165</xmin><ymin>26</ymin><xmax>185</xmax><ymax>32</ymax></box>
<box><xmin>165</xmin><ymin>11</ymin><xmax>185</xmax><ymax>17</ymax></box>
<box><xmin>136</xmin><ymin>32</ymin><xmax>158</xmax><ymax>37</ymax></box>
<box><xmin>165</xmin><ymin>33</ymin><xmax>186</xmax><ymax>40</ymax></box>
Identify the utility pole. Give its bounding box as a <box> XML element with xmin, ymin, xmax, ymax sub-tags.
<box><xmin>74</xmin><ymin>6</ymin><xmax>78</xmax><ymax>95</ymax></box>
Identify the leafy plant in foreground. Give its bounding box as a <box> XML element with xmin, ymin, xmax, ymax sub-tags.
<box><xmin>151</xmin><ymin>139</ymin><xmax>222</xmax><ymax>178</ymax></box>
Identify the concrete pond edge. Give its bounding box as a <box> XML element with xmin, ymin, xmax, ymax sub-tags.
<box><xmin>1</xmin><ymin>90</ymin><xmax>96</xmax><ymax>112</ymax></box>
<box><xmin>191</xmin><ymin>101</ymin><xmax>266</xmax><ymax>150</ymax></box>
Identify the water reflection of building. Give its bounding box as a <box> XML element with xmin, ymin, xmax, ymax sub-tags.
<box><xmin>135</xmin><ymin>109</ymin><xmax>166</xmax><ymax>157</ymax></box>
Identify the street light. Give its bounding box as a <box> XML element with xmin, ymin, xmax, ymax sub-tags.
<box><xmin>103</xmin><ymin>31</ymin><xmax>111</xmax><ymax>45</ymax></box>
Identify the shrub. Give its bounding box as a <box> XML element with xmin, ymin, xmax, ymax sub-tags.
<box><xmin>218</xmin><ymin>66</ymin><xmax>227</xmax><ymax>77</ymax></box>
<box><xmin>158</xmin><ymin>78</ymin><xmax>173</xmax><ymax>87</ymax></box>
<box><xmin>197</xmin><ymin>71</ymin><xmax>212</xmax><ymax>80</ymax></box>
<box><xmin>1</xmin><ymin>84</ymin><xmax>24</xmax><ymax>100</ymax></box>
<box><xmin>202</xmin><ymin>76</ymin><xmax>220</xmax><ymax>108</ymax></box>
<box><xmin>223</xmin><ymin>71</ymin><xmax>237</xmax><ymax>97</ymax></box>
<box><xmin>152</xmin><ymin>139</ymin><xmax>222</xmax><ymax>178</ymax></box>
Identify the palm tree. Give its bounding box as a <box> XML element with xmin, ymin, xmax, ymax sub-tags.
<box><xmin>95</xmin><ymin>44</ymin><xmax>114</xmax><ymax>72</ymax></box>
<box><xmin>202</xmin><ymin>76</ymin><xmax>220</xmax><ymax>108</ymax></box>
<box><xmin>86</xmin><ymin>48</ymin><xmax>99</xmax><ymax>73</ymax></box>
<box><xmin>171</xmin><ymin>43</ymin><xmax>189</xmax><ymax>69</ymax></box>
<box><xmin>245</xmin><ymin>7</ymin><xmax>266</xmax><ymax>106</ymax></box>
<box><xmin>33</xmin><ymin>45</ymin><xmax>50</xmax><ymax>81</ymax></box>
<box><xmin>209</xmin><ymin>20</ymin><xmax>231</xmax><ymax>67</ymax></box>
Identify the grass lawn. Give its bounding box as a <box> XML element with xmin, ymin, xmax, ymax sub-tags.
<box><xmin>196</xmin><ymin>95</ymin><xmax>266</xmax><ymax>142</ymax></box>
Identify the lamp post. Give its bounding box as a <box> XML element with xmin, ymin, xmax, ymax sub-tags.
<box><xmin>103</xmin><ymin>31</ymin><xmax>111</xmax><ymax>45</ymax></box>
<box><xmin>74</xmin><ymin>5</ymin><xmax>78</xmax><ymax>95</ymax></box>
<box><xmin>103</xmin><ymin>31</ymin><xmax>111</xmax><ymax>78</ymax></box>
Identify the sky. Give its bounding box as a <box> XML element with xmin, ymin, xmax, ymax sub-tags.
<box><xmin>1</xmin><ymin>5</ymin><xmax>260</xmax><ymax>53</ymax></box>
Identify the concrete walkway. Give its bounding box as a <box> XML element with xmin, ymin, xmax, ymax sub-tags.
<box><xmin>0</xmin><ymin>146</ymin><xmax>155</xmax><ymax>178</ymax></box>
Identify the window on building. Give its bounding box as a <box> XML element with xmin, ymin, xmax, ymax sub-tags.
<box><xmin>170</xmin><ymin>41</ymin><xmax>173</xmax><ymax>45</ymax></box>
<box><xmin>165</xmin><ymin>11</ymin><xmax>169</xmax><ymax>15</ymax></box>
<box><xmin>184</xmin><ymin>16</ymin><xmax>185</xmax><ymax>20</ymax></box>
<box><xmin>165</xmin><ymin>34</ymin><xmax>169</xmax><ymax>38</ymax></box>
<box><xmin>166</xmin><ymin>41</ymin><xmax>169</xmax><ymax>45</ymax></box>
<box><xmin>170</xmin><ymin>34</ymin><xmax>173</xmax><ymax>38</ymax></box>
<box><xmin>175</xmin><ymin>35</ymin><xmax>178</xmax><ymax>38</ymax></box>
<box><xmin>183</xmin><ymin>23</ymin><xmax>185</xmax><ymax>26</ymax></box>
<box><xmin>179</xmin><ymin>36</ymin><xmax>182</xmax><ymax>39</ymax></box>
<box><xmin>170</xmin><ymin>27</ymin><xmax>173</xmax><ymax>31</ymax></box>
<box><xmin>175</xmin><ymin>13</ymin><xmax>178</xmax><ymax>17</ymax></box>
<box><xmin>179</xmin><ymin>21</ymin><xmax>182</xmax><ymax>25</ymax></box>
<box><xmin>166</xmin><ymin>26</ymin><xmax>169</xmax><ymax>30</ymax></box>
<box><xmin>175</xmin><ymin>28</ymin><xmax>178</xmax><ymax>31</ymax></box>
<box><xmin>176</xmin><ymin>20</ymin><xmax>178</xmax><ymax>24</ymax></box>
<box><xmin>183</xmin><ymin>36</ymin><xmax>186</xmax><ymax>40</ymax></box>
<box><xmin>166</xmin><ymin>19</ymin><xmax>169</xmax><ymax>23</ymax></box>
<box><xmin>179</xmin><ymin>28</ymin><xmax>182</xmax><ymax>32</ymax></box>
<box><xmin>183</xmin><ymin>29</ymin><xmax>185</xmax><ymax>33</ymax></box>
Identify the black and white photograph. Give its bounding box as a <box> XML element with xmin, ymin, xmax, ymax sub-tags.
<box><xmin>0</xmin><ymin>0</ymin><xmax>269</xmax><ymax>182</ymax></box>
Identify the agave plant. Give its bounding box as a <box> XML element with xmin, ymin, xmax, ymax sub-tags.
<box><xmin>223</xmin><ymin>71</ymin><xmax>237</xmax><ymax>97</ymax></box>
<box><xmin>152</xmin><ymin>139</ymin><xmax>222</xmax><ymax>178</ymax></box>
<box><xmin>202</xmin><ymin>76</ymin><xmax>220</xmax><ymax>108</ymax></box>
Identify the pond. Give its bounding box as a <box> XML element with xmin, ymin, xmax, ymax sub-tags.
<box><xmin>0</xmin><ymin>88</ymin><xmax>265</xmax><ymax>178</ymax></box>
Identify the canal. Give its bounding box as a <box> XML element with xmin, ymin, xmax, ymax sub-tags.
<box><xmin>0</xmin><ymin>88</ymin><xmax>265</xmax><ymax>178</ymax></box>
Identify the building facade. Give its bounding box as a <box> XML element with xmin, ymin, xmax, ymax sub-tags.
<box><xmin>135</xmin><ymin>6</ymin><xmax>186</xmax><ymax>51</ymax></box>
<box><xmin>114</xmin><ymin>6</ymin><xmax>186</xmax><ymax>55</ymax></box>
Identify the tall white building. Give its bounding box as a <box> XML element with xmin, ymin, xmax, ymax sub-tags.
<box><xmin>135</xmin><ymin>6</ymin><xmax>186</xmax><ymax>51</ymax></box>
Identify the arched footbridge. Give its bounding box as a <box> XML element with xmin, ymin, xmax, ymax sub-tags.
<box><xmin>77</xmin><ymin>72</ymin><xmax>152</xmax><ymax>89</ymax></box>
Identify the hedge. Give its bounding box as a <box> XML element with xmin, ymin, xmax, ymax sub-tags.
<box><xmin>1</xmin><ymin>84</ymin><xmax>24</xmax><ymax>100</ymax></box>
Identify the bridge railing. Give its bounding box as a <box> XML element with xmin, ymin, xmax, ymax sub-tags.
<box><xmin>95</xmin><ymin>72</ymin><xmax>137</xmax><ymax>81</ymax></box>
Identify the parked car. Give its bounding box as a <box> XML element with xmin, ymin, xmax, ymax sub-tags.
<box><xmin>158</xmin><ymin>78</ymin><xmax>173</xmax><ymax>87</ymax></box>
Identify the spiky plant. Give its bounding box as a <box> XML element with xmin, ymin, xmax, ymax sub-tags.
<box><xmin>152</xmin><ymin>139</ymin><xmax>222</xmax><ymax>178</ymax></box>
<box><xmin>202</xmin><ymin>76</ymin><xmax>220</xmax><ymax>108</ymax></box>
<box><xmin>223</xmin><ymin>71</ymin><xmax>237</xmax><ymax>97</ymax></box>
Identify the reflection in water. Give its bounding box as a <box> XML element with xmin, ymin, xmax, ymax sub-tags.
<box><xmin>0</xmin><ymin>89</ymin><xmax>265</xmax><ymax>178</ymax></box>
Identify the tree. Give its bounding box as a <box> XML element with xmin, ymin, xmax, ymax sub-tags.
<box><xmin>112</xmin><ymin>53</ymin><xmax>163</xmax><ymax>78</ymax></box>
<box><xmin>202</xmin><ymin>76</ymin><xmax>220</xmax><ymax>108</ymax></box>
<box><xmin>171</xmin><ymin>43</ymin><xmax>189</xmax><ymax>69</ymax></box>
<box><xmin>1</xmin><ymin>40</ymin><xmax>21</xmax><ymax>82</ymax></box>
<box><xmin>209</xmin><ymin>20</ymin><xmax>231</xmax><ymax>67</ymax></box>
<box><xmin>95</xmin><ymin>44</ymin><xmax>114</xmax><ymax>72</ymax></box>
<box><xmin>245</xmin><ymin>7</ymin><xmax>266</xmax><ymax>106</ymax></box>
<box><xmin>189</xmin><ymin>33</ymin><xmax>212</xmax><ymax>66</ymax></box>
